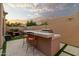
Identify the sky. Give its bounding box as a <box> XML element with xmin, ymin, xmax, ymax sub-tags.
<box><xmin>3</xmin><ymin>3</ymin><xmax>79</xmax><ymax>20</ymax></box>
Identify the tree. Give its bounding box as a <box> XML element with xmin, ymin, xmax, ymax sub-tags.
<box><xmin>26</xmin><ymin>20</ymin><xmax>37</xmax><ymax>26</ymax></box>
<box><xmin>6</xmin><ymin>22</ymin><xmax>22</xmax><ymax>27</ymax></box>
<box><xmin>26</xmin><ymin>21</ymin><xmax>30</xmax><ymax>26</ymax></box>
<box><xmin>40</xmin><ymin>22</ymin><xmax>48</xmax><ymax>28</ymax></box>
<box><xmin>6</xmin><ymin>22</ymin><xmax>11</xmax><ymax>26</ymax></box>
<box><xmin>14</xmin><ymin>22</ymin><xmax>21</xmax><ymax>26</ymax></box>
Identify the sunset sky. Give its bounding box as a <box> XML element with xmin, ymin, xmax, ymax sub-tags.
<box><xmin>3</xmin><ymin>3</ymin><xmax>79</xmax><ymax>20</ymax></box>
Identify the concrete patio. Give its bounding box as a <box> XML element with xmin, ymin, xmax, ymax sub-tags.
<box><xmin>5</xmin><ymin>39</ymin><xmax>79</xmax><ymax>56</ymax></box>
<box><xmin>6</xmin><ymin>39</ymin><xmax>45</xmax><ymax>56</ymax></box>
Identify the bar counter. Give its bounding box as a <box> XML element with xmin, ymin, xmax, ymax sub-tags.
<box><xmin>24</xmin><ymin>30</ymin><xmax>61</xmax><ymax>56</ymax></box>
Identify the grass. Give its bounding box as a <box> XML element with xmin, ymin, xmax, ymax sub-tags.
<box><xmin>13</xmin><ymin>35</ymin><xmax>23</xmax><ymax>40</ymax></box>
<box><xmin>0</xmin><ymin>48</ymin><xmax>2</xmax><ymax>55</ymax></box>
<box><xmin>1</xmin><ymin>41</ymin><xmax>7</xmax><ymax>56</ymax></box>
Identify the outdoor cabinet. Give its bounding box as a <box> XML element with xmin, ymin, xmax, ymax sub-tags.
<box><xmin>36</xmin><ymin>36</ymin><xmax>60</xmax><ymax>56</ymax></box>
<box><xmin>27</xmin><ymin>34</ymin><xmax>60</xmax><ymax>56</ymax></box>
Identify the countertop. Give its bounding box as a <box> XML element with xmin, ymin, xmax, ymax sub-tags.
<box><xmin>24</xmin><ymin>30</ymin><xmax>61</xmax><ymax>39</ymax></box>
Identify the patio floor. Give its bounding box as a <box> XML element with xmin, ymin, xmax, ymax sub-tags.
<box><xmin>6</xmin><ymin>39</ymin><xmax>45</xmax><ymax>56</ymax></box>
<box><xmin>6</xmin><ymin>39</ymin><xmax>79</xmax><ymax>56</ymax></box>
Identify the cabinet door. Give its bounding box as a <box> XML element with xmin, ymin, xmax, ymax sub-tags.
<box><xmin>51</xmin><ymin>39</ymin><xmax>60</xmax><ymax>55</ymax></box>
<box><xmin>37</xmin><ymin>36</ymin><xmax>51</xmax><ymax>56</ymax></box>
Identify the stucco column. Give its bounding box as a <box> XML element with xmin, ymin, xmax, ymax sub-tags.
<box><xmin>0</xmin><ymin>3</ymin><xmax>4</xmax><ymax>48</ymax></box>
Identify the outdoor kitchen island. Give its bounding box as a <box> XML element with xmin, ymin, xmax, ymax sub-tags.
<box><xmin>24</xmin><ymin>30</ymin><xmax>61</xmax><ymax>56</ymax></box>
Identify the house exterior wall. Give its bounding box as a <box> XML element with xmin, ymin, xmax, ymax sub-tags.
<box><xmin>0</xmin><ymin>3</ymin><xmax>6</xmax><ymax>48</ymax></box>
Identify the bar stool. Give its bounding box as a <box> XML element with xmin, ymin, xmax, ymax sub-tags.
<box><xmin>26</xmin><ymin>36</ymin><xmax>35</xmax><ymax>55</ymax></box>
<box><xmin>22</xmin><ymin>32</ymin><xmax>35</xmax><ymax>55</ymax></box>
<box><xmin>22</xmin><ymin>35</ymin><xmax>28</xmax><ymax>48</ymax></box>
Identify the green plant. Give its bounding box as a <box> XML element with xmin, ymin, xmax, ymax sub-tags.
<box><xmin>13</xmin><ymin>35</ymin><xmax>23</xmax><ymax>40</ymax></box>
<box><xmin>40</xmin><ymin>22</ymin><xmax>48</xmax><ymax>25</ymax></box>
<box><xmin>1</xmin><ymin>41</ymin><xmax>7</xmax><ymax>56</ymax></box>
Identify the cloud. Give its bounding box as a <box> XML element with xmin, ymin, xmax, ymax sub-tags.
<box><xmin>4</xmin><ymin>3</ymin><xmax>79</xmax><ymax>19</ymax></box>
<box><xmin>26</xmin><ymin>13</ymin><xmax>41</xmax><ymax>19</ymax></box>
<box><xmin>30</xmin><ymin>3</ymin><xmax>72</xmax><ymax>14</ymax></box>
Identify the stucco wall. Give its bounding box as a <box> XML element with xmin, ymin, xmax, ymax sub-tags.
<box><xmin>44</xmin><ymin>16</ymin><xmax>79</xmax><ymax>47</ymax></box>
<box><xmin>27</xmin><ymin>25</ymin><xmax>46</xmax><ymax>30</ymax></box>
